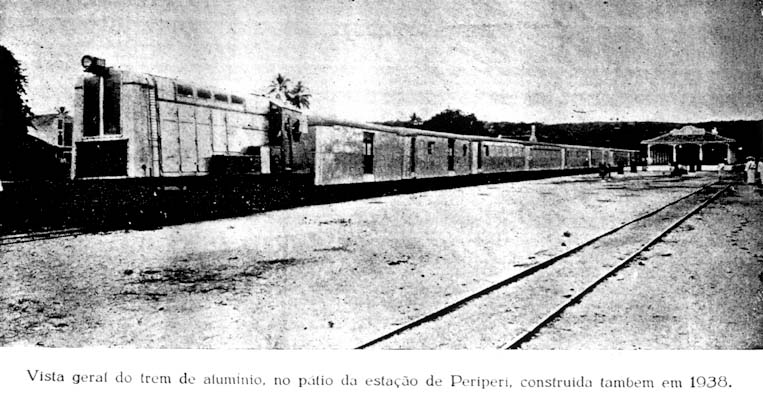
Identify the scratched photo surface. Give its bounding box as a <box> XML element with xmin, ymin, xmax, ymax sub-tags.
<box><xmin>1</xmin><ymin>0</ymin><xmax>762</xmax><ymax>349</ymax></box>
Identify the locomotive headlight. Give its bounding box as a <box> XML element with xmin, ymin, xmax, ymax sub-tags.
<box><xmin>81</xmin><ymin>55</ymin><xmax>107</xmax><ymax>74</ymax></box>
<box><xmin>81</xmin><ymin>55</ymin><xmax>93</xmax><ymax>69</ymax></box>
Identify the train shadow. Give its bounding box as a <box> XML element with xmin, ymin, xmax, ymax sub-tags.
<box><xmin>1</xmin><ymin>168</ymin><xmax>599</xmax><ymax>236</ymax></box>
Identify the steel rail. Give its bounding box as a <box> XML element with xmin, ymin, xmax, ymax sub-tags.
<box><xmin>501</xmin><ymin>182</ymin><xmax>732</xmax><ymax>349</ymax></box>
<box><xmin>355</xmin><ymin>180</ymin><xmax>722</xmax><ymax>349</ymax></box>
<box><xmin>0</xmin><ymin>228</ymin><xmax>87</xmax><ymax>246</ymax></box>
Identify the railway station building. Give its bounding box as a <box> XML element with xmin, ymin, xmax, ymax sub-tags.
<box><xmin>29</xmin><ymin>113</ymin><xmax>74</xmax><ymax>150</ymax></box>
<box><xmin>641</xmin><ymin>126</ymin><xmax>736</xmax><ymax>167</ymax></box>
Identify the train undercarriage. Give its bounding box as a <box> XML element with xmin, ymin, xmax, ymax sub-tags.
<box><xmin>0</xmin><ymin>168</ymin><xmax>600</xmax><ymax>236</ymax></box>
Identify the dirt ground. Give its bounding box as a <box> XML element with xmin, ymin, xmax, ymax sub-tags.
<box><xmin>371</xmin><ymin>185</ymin><xmax>730</xmax><ymax>349</ymax></box>
<box><xmin>522</xmin><ymin>184</ymin><xmax>763</xmax><ymax>349</ymax></box>
<box><xmin>1</xmin><ymin>171</ymin><xmax>743</xmax><ymax>349</ymax></box>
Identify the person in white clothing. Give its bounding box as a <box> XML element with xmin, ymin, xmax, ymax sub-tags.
<box><xmin>744</xmin><ymin>156</ymin><xmax>756</xmax><ymax>184</ymax></box>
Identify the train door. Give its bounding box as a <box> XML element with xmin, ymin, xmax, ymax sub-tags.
<box><xmin>462</xmin><ymin>143</ymin><xmax>469</xmax><ymax>170</ymax></box>
<box><xmin>477</xmin><ymin>141</ymin><xmax>483</xmax><ymax>169</ymax></box>
<box><xmin>408</xmin><ymin>137</ymin><xmax>416</xmax><ymax>178</ymax></box>
<box><xmin>285</xmin><ymin>116</ymin><xmax>294</xmax><ymax>170</ymax></box>
<box><xmin>410</xmin><ymin>137</ymin><xmax>416</xmax><ymax>173</ymax></box>
<box><xmin>160</xmin><ymin>104</ymin><xmax>181</xmax><ymax>174</ymax></box>
<box><xmin>178</xmin><ymin>105</ymin><xmax>199</xmax><ymax>173</ymax></box>
<box><xmin>363</xmin><ymin>132</ymin><xmax>374</xmax><ymax>174</ymax></box>
<box><xmin>447</xmin><ymin>139</ymin><xmax>455</xmax><ymax>171</ymax></box>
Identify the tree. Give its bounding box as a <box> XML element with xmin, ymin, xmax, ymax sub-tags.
<box><xmin>266</xmin><ymin>74</ymin><xmax>311</xmax><ymax>109</ymax></box>
<box><xmin>421</xmin><ymin>109</ymin><xmax>488</xmax><ymax>136</ymax></box>
<box><xmin>1</xmin><ymin>45</ymin><xmax>35</xmax><ymax>179</ymax></box>
<box><xmin>0</xmin><ymin>45</ymin><xmax>34</xmax><ymax>143</ymax></box>
<box><xmin>409</xmin><ymin>112</ymin><xmax>422</xmax><ymax>125</ymax></box>
<box><xmin>267</xmin><ymin>73</ymin><xmax>291</xmax><ymax>101</ymax></box>
<box><xmin>287</xmin><ymin>81</ymin><xmax>311</xmax><ymax>109</ymax></box>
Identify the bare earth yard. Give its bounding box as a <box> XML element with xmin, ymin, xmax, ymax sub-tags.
<box><xmin>523</xmin><ymin>184</ymin><xmax>763</xmax><ymax>349</ymax></box>
<box><xmin>3</xmin><ymin>172</ymin><xmax>755</xmax><ymax>349</ymax></box>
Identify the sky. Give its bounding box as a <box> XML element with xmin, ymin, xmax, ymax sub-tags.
<box><xmin>1</xmin><ymin>0</ymin><xmax>762</xmax><ymax>123</ymax></box>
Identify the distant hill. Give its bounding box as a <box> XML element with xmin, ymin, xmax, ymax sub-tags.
<box><xmin>489</xmin><ymin>120</ymin><xmax>762</xmax><ymax>154</ymax></box>
<box><xmin>376</xmin><ymin>117</ymin><xmax>762</xmax><ymax>156</ymax></box>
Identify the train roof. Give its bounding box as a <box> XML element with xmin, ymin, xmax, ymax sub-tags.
<box><xmin>309</xmin><ymin>116</ymin><xmax>528</xmax><ymax>144</ymax></box>
<box><xmin>308</xmin><ymin>117</ymin><xmax>638</xmax><ymax>153</ymax></box>
<box><xmin>79</xmin><ymin>68</ymin><xmax>304</xmax><ymax>115</ymax></box>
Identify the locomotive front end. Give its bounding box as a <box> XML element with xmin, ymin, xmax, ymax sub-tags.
<box><xmin>72</xmin><ymin>55</ymin><xmax>130</xmax><ymax>179</ymax></box>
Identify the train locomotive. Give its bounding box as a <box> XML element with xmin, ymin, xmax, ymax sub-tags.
<box><xmin>67</xmin><ymin>55</ymin><xmax>637</xmax><ymax>225</ymax></box>
<box><xmin>73</xmin><ymin>55</ymin><xmax>310</xmax><ymax>180</ymax></box>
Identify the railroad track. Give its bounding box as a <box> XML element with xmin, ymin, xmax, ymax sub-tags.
<box><xmin>0</xmin><ymin>228</ymin><xmax>87</xmax><ymax>246</ymax></box>
<box><xmin>356</xmin><ymin>181</ymin><xmax>731</xmax><ymax>349</ymax></box>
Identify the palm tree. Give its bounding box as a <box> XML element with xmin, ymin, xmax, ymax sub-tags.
<box><xmin>287</xmin><ymin>81</ymin><xmax>311</xmax><ymax>109</ymax></box>
<box><xmin>267</xmin><ymin>74</ymin><xmax>291</xmax><ymax>101</ymax></box>
<box><xmin>266</xmin><ymin>74</ymin><xmax>312</xmax><ymax>109</ymax></box>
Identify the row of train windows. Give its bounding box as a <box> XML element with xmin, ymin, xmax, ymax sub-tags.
<box><xmin>422</xmin><ymin>142</ymin><xmax>525</xmax><ymax>157</ymax></box>
<box><xmin>427</xmin><ymin>142</ymin><xmax>470</xmax><ymax>156</ymax></box>
<box><xmin>482</xmin><ymin>145</ymin><xmax>524</xmax><ymax>157</ymax></box>
<box><xmin>176</xmin><ymin>84</ymin><xmax>245</xmax><ymax>105</ymax></box>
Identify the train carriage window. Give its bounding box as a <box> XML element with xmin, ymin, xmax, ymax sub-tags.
<box><xmin>103</xmin><ymin>74</ymin><xmax>121</xmax><ymax>135</ymax></box>
<box><xmin>363</xmin><ymin>132</ymin><xmax>374</xmax><ymax>174</ymax></box>
<box><xmin>364</xmin><ymin>133</ymin><xmax>374</xmax><ymax>156</ymax></box>
<box><xmin>231</xmin><ymin>95</ymin><xmax>245</xmax><ymax>104</ymax></box>
<box><xmin>197</xmin><ymin>88</ymin><xmax>212</xmax><ymax>99</ymax></box>
<box><xmin>63</xmin><ymin>122</ymin><xmax>73</xmax><ymax>146</ymax></box>
<box><xmin>291</xmin><ymin>120</ymin><xmax>301</xmax><ymax>142</ymax></box>
<box><xmin>462</xmin><ymin>144</ymin><xmax>468</xmax><ymax>157</ymax></box>
<box><xmin>427</xmin><ymin>142</ymin><xmax>434</xmax><ymax>155</ymax></box>
<box><xmin>82</xmin><ymin>76</ymin><xmax>100</xmax><ymax>136</ymax></box>
<box><xmin>485</xmin><ymin>145</ymin><xmax>490</xmax><ymax>157</ymax></box>
<box><xmin>176</xmin><ymin>84</ymin><xmax>193</xmax><ymax>97</ymax></box>
<box><xmin>214</xmin><ymin>93</ymin><xmax>229</xmax><ymax>102</ymax></box>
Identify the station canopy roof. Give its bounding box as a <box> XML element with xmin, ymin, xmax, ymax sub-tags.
<box><xmin>641</xmin><ymin>125</ymin><xmax>735</xmax><ymax>145</ymax></box>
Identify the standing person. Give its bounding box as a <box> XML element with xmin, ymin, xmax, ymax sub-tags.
<box><xmin>744</xmin><ymin>156</ymin><xmax>756</xmax><ymax>184</ymax></box>
<box><xmin>757</xmin><ymin>158</ymin><xmax>763</xmax><ymax>185</ymax></box>
<box><xmin>598</xmin><ymin>161</ymin><xmax>608</xmax><ymax>180</ymax></box>
<box><xmin>717</xmin><ymin>158</ymin><xmax>726</xmax><ymax>180</ymax></box>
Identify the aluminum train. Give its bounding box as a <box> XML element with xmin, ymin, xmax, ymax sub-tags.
<box><xmin>71</xmin><ymin>55</ymin><xmax>637</xmax><ymax>187</ymax></box>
